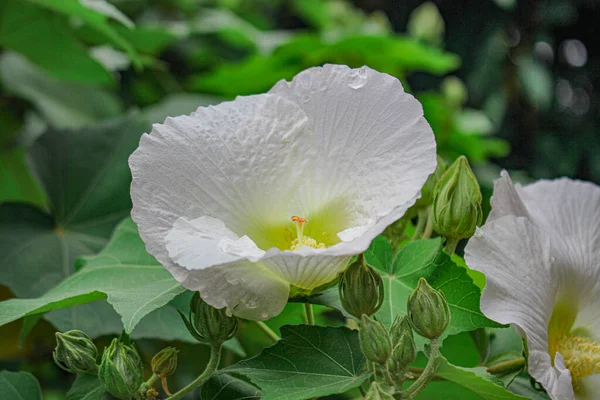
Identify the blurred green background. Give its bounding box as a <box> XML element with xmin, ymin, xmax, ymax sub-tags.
<box><xmin>0</xmin><ymin>0</ymin><xmax>596</xmax><ymax>398</ymax></box>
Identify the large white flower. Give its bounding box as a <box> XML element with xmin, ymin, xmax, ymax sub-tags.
<box><xmin>129</xmin><ymin>64</ymin><xmax>436</xmax><ymax>320</ymax></box>
<box><xmin>465</xmin><ymin>171</ymin><xmax>600</xmax><ymax>399</ymax></box>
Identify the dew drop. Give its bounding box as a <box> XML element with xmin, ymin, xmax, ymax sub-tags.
<box><xmin>348</xmin><ymin>67</ymin><xmax>368</xmax><ymax>89</ymax></box>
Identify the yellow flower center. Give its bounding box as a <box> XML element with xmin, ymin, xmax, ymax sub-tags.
<box><xmin>548</xmin><ymin>299</ymin><xmax>600</xmax><ymax>391</ymax></box>
<box><xmin>550</xmin><ymin>335</ymin><xmax>600</xmax><ymax>390</ymax></box>
<box><xmin>290</xmin><ymin>216</ymin><xmax>325</xmax><ymax>250</ymax></box>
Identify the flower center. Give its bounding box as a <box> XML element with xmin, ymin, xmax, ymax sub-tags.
<box><xmin>550</xmin><ymin>335</ymin><xmax>600</xmax><ymax>389</ymax></box>
<box><xmin>290</xmin><ymin>216</ymin><xmax>325</xmax><ymax>250</ymax></box>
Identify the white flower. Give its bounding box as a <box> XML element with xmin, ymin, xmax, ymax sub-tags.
<box><xmin>129</xmin><ymin>64</ymin><xmax>436</xmax><ymax>320</ymax></box>
<box><xmin>465</xmin><ymin>171</ymin><xmax>600</xmax><ymax>400</ymax></box>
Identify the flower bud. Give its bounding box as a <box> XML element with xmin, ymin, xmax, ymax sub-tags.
<box><xmin>151</xmin><ymin>347</ymin><xmax>179</xmax><ymax>378</ymax></box>
<box><xmin>389</xmin><ymin>315</ymin><xmax>413</xmax><ymax>347</ymax></box>
<box><xmin>339</xmin><ymin>254</ymin><xmax>384</xmax><ymax>319</ymax></box>
<box><xmin>390</xmin><ymin>331</ymin><xmax>417</xmax><ymax>369</ymax></box>
<box><xmin>365</xmin><ymin>382</ymin><xmax>395</xmax><ymax>400</ymax></box>
<box><xmin>98</xmin><ymin>339</ymin><xmax>144</xmax><ymax>400</ymax></box>
<box><xmin>407</xmin><ymin>2</ymin><xmax>445</xmax><ymax>46</ymax></box>
<box><xmin>407</xmin><ymin>278</ymin><xmax>450</xmax><ymax>339</ymax></box>
<box><xmin>414</xmin><ymin>155</ymin><xmax>448</xmax><ymax>209</ymax></box>
<box><xmin>431</xmin><ymin>156</ymin><xmax>482</xmax><ymax>240</ymax></box>
<box><xmin>53</xmin><ymin>330</ymin><xmax>98</xmax><ymax>374</ymax></box>
<box><xmin>179</xmin><ymin>293</ymin><xmax>238</xmax><ymax>345</ymax></box>
<box><xmin>359</xmin><ymin>315</ymin><xmax>392</xmax><ymax>365</ymax></box>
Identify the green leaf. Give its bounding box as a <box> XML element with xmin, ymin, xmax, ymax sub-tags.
<box><xmin>225</xmin><ymin>325</ymin><xmax>371</xmax><ymax>400</ymax></box>
<box><xmin>0</xmin><ymin>53</ymin><xmax>122</xmax><ymax>129</ymax></box>
<box><xmin>200</xmin><ymin>374</ymin><xmax>262</xmax><ymax>400</ymax></box>
<box><xmin>0</xmin><ymin>371</ymin><xmax>42</xmax><ymax>400</ymax></box>
<box><xmin>66</xmin><ymin>374</ymin><xmax>107</xmax><ymax>400</ymax></box>
<box><xmin>427</xmin><ymin>356</ymin><xmax>528</xmax><ymax>400</ymax></box>
<box><xmin>0</xmin><ymin>0</ymin><xmax>113</xmax><ymax>85</ymax></box>
<box><xmin>0</xmin><ymin>218</ymin><xmax>185</xmax><ymax>334</ymax></box>
<box><xmin>0</xmin><ymin>148</ymin><xmax>46</xmax><ymax>208</ymax></box>
<box><xmin>508</xmin><ymin>377</ymin><xmax>550</xmax><ymax>399</ymax></box>
<box><xmin>23</xmin><ymin>0</ymin><xmax>140</xmax><ymax>67</ymax></box>
<box><xmin>365</xmin><ymin>237</ymin><xmax>501</xmax><ymax>347</ymax></box>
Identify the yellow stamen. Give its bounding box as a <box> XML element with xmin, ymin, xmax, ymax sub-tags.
<box><xmin>290</xmin><ymin>216</ymin><xmax>325</xmax><ymax>250</ymax></box>
<box><xmin>550</xmin><ymin>335</ymin><xmax>600</xmax><ymax>390</ymax></box>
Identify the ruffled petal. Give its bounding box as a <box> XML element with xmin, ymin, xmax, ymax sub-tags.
<box><xmin>130</xmin><ymin>93</ymin><xmax>316</xmax><ymax>284</ymax></box>
<box><xmin>488</xmin><ymin>170</ymin><xmax>530</xmax><ymax>222</ymax></box>
<box><xmin>464</xmin><ymin>216</ymin><xmax>573</xmax><ymax>399</ymax></box>
<box><xmin>182</xmin><ymin>259</ymin><xmax>290</xmax><ymax>320</ymax></box>
<box><xmin>269</xmin><ymin>64</ymin><xmax>436</xmax><ymax>241</ymax></box>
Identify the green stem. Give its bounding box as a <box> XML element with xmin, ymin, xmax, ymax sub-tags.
<box><xmin>146</xmin><ymin>373</ymin><xmax>160</xmax><ymax>389</ymax></box>
<box><xmin>304</xmin><ymin>303</ymin><xmax>315</xmax><ymax>325</ymax></box>
<box><xmin>411</xmin><ymin>209</ymin><xmax>428</xmax><ymax>240</ymax></box>
<box><xmin>359</xmin><ymin>384</ymin><xmax>367</xmax><ymax>397</ymax></box>
<box><xmin>444</xmin><ymin>238</ymin><xmax>460</xmax><ymax>255</ymax></box>
<box><xmin>405</xmin><ymin>338</ymin><xmax>440</xmax><ymax>399</ymax></box>
<box><xmin>166</xmin><ymin>344</ymin><xmax>222</xmax><ymax>400</ymax></box>
<box><xmin>486</xmin><ymin>357</ymin><xmax>526</xmax><ymax>375</ymax></box>
<box><xmin>422</xmin><ymin>207</ymin><xmax>433</xmax><ymax>239</ymax></box>
<box><xmin>255</xmin><ymin>321</ymin><xmax>280</xmax><ymax>342</ymax></box>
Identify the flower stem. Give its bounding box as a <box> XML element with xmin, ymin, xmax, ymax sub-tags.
<box><xmin>422</xmin><ymin>207</ymin><xmax>433</xmax><ymax>239</ymax></box>
<box><xmin>404</xmin><ymin>338</ymin><xmax>440</xmax><ymax>399</ymax></box>
<box><xmin>304</xmin><ymin>303</ymin><xmax>315</xmax><ymax>325</ymax></box>
<box><xmin>444</xmin><ymin>238</ymin><xmax>460</xmax><ymax>255</ymax></box>
<box><xmin>166</xmin><ymin>344</ymin><xmax>222</xmax><ymax>400</ymax></box>
<box><xmin>255</xmin><ymin>321</ymin><xmax>280</xmax><ymax>342</ymax></box>
<box><xmin>412</xmin><ymin>209</ymin><xmax>428</xmax><ymax>240</ymax></box>
<box><xmin>486</xmin><ymin>357</ymin><xmax>526</xmax><ymax>375</ymax></box>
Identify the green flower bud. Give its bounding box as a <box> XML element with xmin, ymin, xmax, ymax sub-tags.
<box><xmin>407</xmin><ymin>2</ymin><xmax>445</xmax><ymax>46</ymax></box>
<box><xmin>431</xmin><ymin>156</ymin><xmax>483</xmax><ymax>240</ymax></box>
<box><xmin>389</xmin><ymin>315</ymin><xmax>413</xmax><ymax>347</ymax></box>
<box><xmin>414</xmin><ymin>155</ymin><xmax>448</xmax><ymax>209</ymax></box>
<box><xmin>442</xmin><ymin>76</ymin><xmax>468</xmax><ymax>107</ymax></box>
<box><xmin>365</xmin><ymin>382</ymin><xmax>395</xmax><ymax>400</ymax></box>
<box><xmin>390</xmin><ymin>332</ymin><xmax>417</xmax><ymax>369</ymax></box>
<box><xmin>407</xmin><ymin>278</ymin><xmax>450</xmax><ymax>339</ymax></box>
<box><xmin>339</xmin><ymin>254</ymin><xmax>384</xmax><ymax>319</ymax></box>
<box><xmin>53</xmin><ymin>330</ymin><xmax>98</xmax><ymax>374</ymax></box>
<box><xmin>359</xmin><ymin>315</ymin><xmax>392</xmax><ymax>365</ymax></box>
<box><xmin>98</xmin><ymin>339</ymin><xmax>144</xmax><ymax>400</ymax></box>
<box><xmin>179</xmin><ymin>293</ymin><xmax>238</xmax><ymax>345</ymax></box>
<box><xmin>151</xmin><ymin>347</ymin><xmax>179</xmax><ymax>378</ymax></box>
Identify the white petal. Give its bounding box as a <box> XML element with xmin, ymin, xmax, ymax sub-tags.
<box><xmin>165</xmin><ymin>216</ymin><xmax>265</xmax><ymax>270</ymax></box>
<box><xmin>182</xmin><ymin>259</ymin><xmax>290</xmax><ymax>320</ymax></box>
<box><xmin>465</xmin><ymin>216</ymin><xmax>572</xmax><ymax>398</ymax></box>
<box><xmin>270</xmin><ymin>64</ymin><xmax>436</xmax><ymax>240</ymax></box>
<box><xmin>130</xmin><ymin>93</ymin><xmax>316</xmax><ymax>283</ymax></box>
<box><xmin>516</xmin><ymin>178</ymin><xmax>600</xmax><ymax>337</ymax></box>
<box><xmin>488</xmin><ymin>170</ymin><xmax>530</xmax><ymax>221</ymax></box>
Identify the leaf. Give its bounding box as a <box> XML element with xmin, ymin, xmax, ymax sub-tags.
<box><xmin>0</xmin><ymin>370</ymin><xmax>42</xmax><ymax>400</ymax></box>
<box><xmin>225</xmin><ymin>325</ymin><xmax>371</xmax><ymax>400</ymax></box>
<box><xmin>0</xmin><ymin>218</ymin><xmax>185</xmax><ymax>334</ymax></box>
<box><xmin>23</xmin><ymin>0</ymin><xmax>140</xmax><ymax>66</ymax></box>
<box><xmin>0</xmin><ymin>53</ymin><xmax>122</xmax><ymax>129</ymax></box>
<box><xmin>0</xmin><ymin>148</ymin><xmax>46</xmax><ymax>208</ymax></box>
<box><xmin>508</xmin><ymin>377</ymin><xmax>550</xmax><ymax>399</ymax></box>
<box><xmin>66</xmin><ymin>374</ymin><xmax>107</xmax><ymax>400</ymax></box>
<box><xmin>365</xmin><ymin>237</ymin><xmax>501</xmax><ymax>348</ymax></box>
<box><xmin>0</xmin><ymin>0</ymin><xmax>113</xmax><ymax>85</ymax></box>
<box><xmin>429</xmin><ymin>356</ymin><xmax>529</xmax><ymax>400</ymax></box>
<box><xmin>200</xmin><ymin>374</ymin><xmax>262</xmax><ymax>400</ymax></box>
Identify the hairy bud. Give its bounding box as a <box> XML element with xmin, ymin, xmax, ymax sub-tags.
<box><xmin>98</xmin><ymin>339</ymin><xmax>144</xmax><ymax>400</ymax></box>
<box><xmin>53</xmin><ymin>330</ymin><xmax>98</xmax><ymax>375</ymax></box>
<box><xmin>431</xmin><ymin>156</ymin><xmax>482</xmax><ymax>240</ymax></box>
<box><xmin>339</xmin><ymin>254</ymin><xmax>384</xmax><ymax>319</ymax></box>
<box><xmin>407</xmin><ymin>278</ymin><xmax>450</xmax><ymax>339</ymax></box>
<box><xmin>151</xmin><ymin>347</ymin><xmax>179</xmax><ymax>378</ymax></box>
<box><xmin>179</xmin><ymin>293</ymin><xmax>238</xmax><ymax>345</ymax></box>
<box><xmin>359</xmin><ymin>315</ymin><xmax>392</xmax><ymax>365</ymax></box>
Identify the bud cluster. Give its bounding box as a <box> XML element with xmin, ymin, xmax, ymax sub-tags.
<box><xmin>180</xmin><ymin>292</ymin><xmax>238</xmax><ymax>345</ymax></box>
<box><xmin>339</xmin><ymin>254</ymin><xmax>384</xmax><ymax>319</ymax></box>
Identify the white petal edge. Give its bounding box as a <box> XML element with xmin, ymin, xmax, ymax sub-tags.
<box><xmin>464</xmin><ymin>216</ymin><xmax>573</xmax><ymax>399</ymax></box>
<box><xmin>487</xmin><ymin>170</ymin><xmax>530</xmax><ymax>222</ymax></box>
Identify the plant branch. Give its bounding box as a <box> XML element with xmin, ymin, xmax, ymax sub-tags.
<box><xmin>166</xmin><ymin>344</ymin><xmax>222</xmax><ymax>400</ymax></box>
<box><xmin>404</xmin><ymin>338</ymin><xmax>440</xmax><ymax>399</ymax></box>
<box><xmin>304</xmin><ymin>303</ymin><xmax>315</xmax><ymax>325</ymax></box>
<box><xmin>444</xmin><ymin>238</ymin><xmax>460</xmax><ymax>255</ymax></box>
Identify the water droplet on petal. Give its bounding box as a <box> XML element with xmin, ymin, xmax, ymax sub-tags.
<box><xmin>348</xmin><ymin>67</ymin><xmax>368</xmax><ymax>89</ymax></box>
